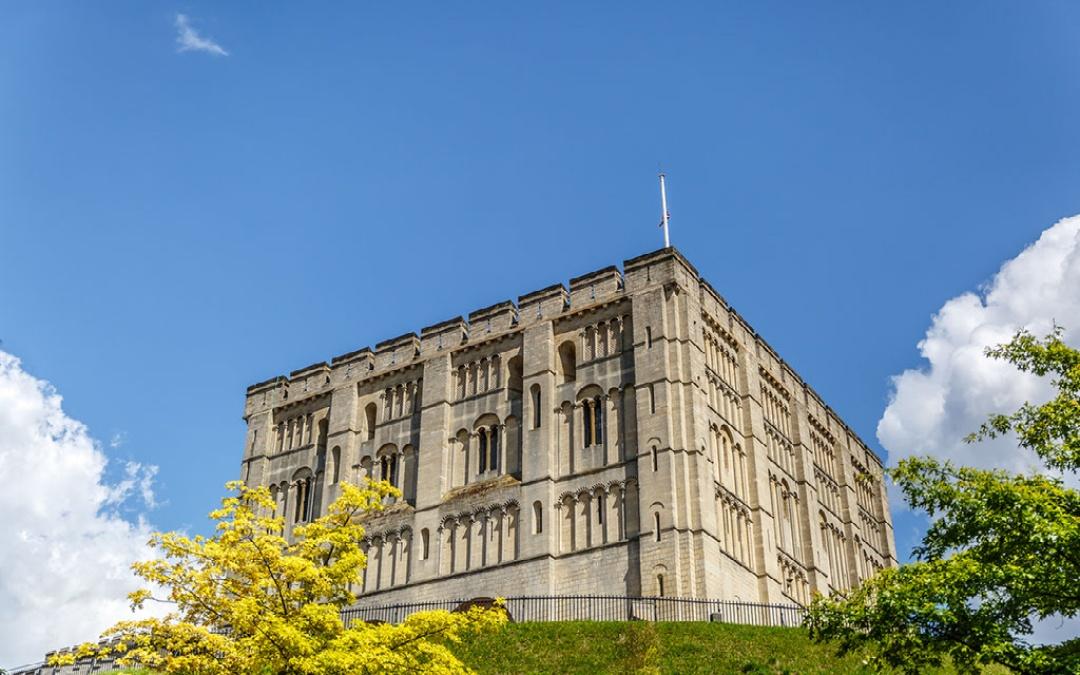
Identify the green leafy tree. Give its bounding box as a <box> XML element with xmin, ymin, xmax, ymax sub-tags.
<box><xmin>806</xmin><ymin>329</ymin><xmax>1080</xmax><ymax>674</ymax></box>
<box><xmin>48</xmin><ymin>480</ymin><xmax>506</xmax><ymax>674</ymax></box>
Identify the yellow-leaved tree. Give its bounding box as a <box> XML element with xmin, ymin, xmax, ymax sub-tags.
<box><xmin>49</xmin><ymin>479</ymin><xmax>506</xmax><ymax>674</ymax></box>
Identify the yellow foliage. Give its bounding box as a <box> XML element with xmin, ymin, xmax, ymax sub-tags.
<box><xmin>47</xmin><ymin>479</ymin><xmax>506</xmax><ymax>674</ymax></box>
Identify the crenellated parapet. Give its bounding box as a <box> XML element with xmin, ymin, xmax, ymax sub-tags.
<box><xmin>243</xmin><ymin>249</ymin><xmax>685</xmax><ymax>417</ymax></box>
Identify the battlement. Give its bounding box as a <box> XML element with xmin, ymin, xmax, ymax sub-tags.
<box><xmin>239</xmin><ymin>245</ymin><xmax>881</xmax><ymax>466</ymax></box>
<box><xmin>244</xmin><ymin>247</ymin><xmax>694</xmax><ymax>399</ymax></box>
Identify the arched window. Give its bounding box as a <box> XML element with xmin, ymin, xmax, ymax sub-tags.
<box><xmin>587</xmin><ymin>401</ymin><xmax>596</xmax><ymax>444</ymax></box>
<box><xmin>531</xmin><ymin>384</ymin><xmax>542</xmax><ymax>429</ymax></box>
<box><xmin>558</xmin><ymin>341</ymin><xmax>577</xmax><ymax>383</ymax></box>
<box><xmin>651</xmin><ymin>445</ymin><xmax>659</xmax><ymax>472</ymax></box>
<box><xmin>489</xmin><ymin>425</ymin><xmax>499</xmax><ymax>472</ymax></box>
<box><xmin>473</xmin><ymin>415</ymin><xmax>500</xmax><ymax>476</ymax></box>
<box><xmin>478</xmin><ymin>432</ymin><xmax>489</xmax><ymax>473</ymax></box>
<box><xmin>584</xmin><ymin>326</ymin><xmax>596</xmax><ymax>361</ymax></box>
<box><xmin>508</xmin><ymin>355</ymin><xmax>523</xmax><ymax>392</ymax></box>
<box><xmin>294</xmin><ymin>480</ymin><xmax>304</xmax><ymax>523</ymax></box>
<box><xmin>303</xmin><ymin>477</ymin><xmax>312</xmax><ymax>521</ymax></box>
<box><xmin>378</xmin><ymin>446</ymin><xmax>399</xmax><ymax>488</ymax></box>
<box><xmin>364</xmin><ymin>403</ymin><xmax>377</xmax><ymax>440</ymax></box>
<box><xmin>420</xmin><ymin>528</ymin><xmax>430</xmax><ymax>560</ymax></box>
<box><xmin>646</xmin><ymin>326</ymin><xmax>653</xmax><ymax>349</ymax></box>
<box><xmin>533</xmin><ymin>500</ymin><xmax>543</xmax><ymax>534</ymax></box>
<box><xmin>653</xmin><ymin>512</ymin><xmax>662</xmax><ymax>541</ymax></box>
<box><xmin>331</xmin><ymin>446</ymin><xmax>341</xmax><ymax>484</ymax></box>
<box><xmin>657</xmin><ymin>574</ymin><xmax>665</xmax><ymax>597</ymax></box>
<box><xmin>596</xmin><ymin>494</ymin><xmax>605</xmax><ymax>525</ymax></box>
<box><xmin>579</xmin><ymin>388</ymin><xmax>604</xmax><ymax>448</ymax></box>
<box><xmin>593</xmin><ymin>395</ymin><xmax>603</xmax><ymax>445</ymax></box>
<box><xmin>292</xmin><ymin>470</ymin><xmax>315</xmax><ymax>524</ymax></box>
<box><xmin>315</xmin><ymin>448</ymin><xmax>327</xmax><ymax>488</ymax></box>
<box><xmin>648</xmin><ymin>384</ymin><xmax>656</xmax><ymax>414</ymax></box>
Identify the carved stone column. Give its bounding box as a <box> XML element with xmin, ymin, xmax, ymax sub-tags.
<box><xmin>462</xmin><ymin>516</ymin><xmax>479</xmax><ymax>570</ymax></box>
<box><xmin>455</xmin><ymin>520</ymin><xmax>469</xmax><ymax>574</ymax></box>
<box><xmin>578</xmin><ymin>495</ymin><xmax>590</xmax><ymax>550</ymax></box>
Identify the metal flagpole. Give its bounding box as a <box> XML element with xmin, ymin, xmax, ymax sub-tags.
<box><xmin>659</xmin><ymin>171</ymin><xmax>670</xmax><ymax>248</ymax></box>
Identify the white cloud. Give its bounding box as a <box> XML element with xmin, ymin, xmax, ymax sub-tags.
<box><xmin>108</xmin><ymin>460</ymin><xmax>159</xmax><ymax>510</ymax></box>
<box><xmin>174</xmin><ymin>13</ymin><xmax>228</xmax><ymax>57</ymax></box>
<box><xmin>0</xmin><ymin>351</ymin><xmax>157</xmax><ymax>668</ymax></box>
<box><xmin>878</xmin><ymin>214</ymin><xmax>1080</xmax><ymax>478</ymax></box>
<box><xmin>878</xmin><ymin>215</ymin><xmax>1080</xmax><ymax>645</ymax></box>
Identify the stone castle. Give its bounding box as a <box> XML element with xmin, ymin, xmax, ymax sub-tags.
<box><xmin>239</xmin><ymin>246</ymin><xmax>897</xmax><ymax>606</ymax></box>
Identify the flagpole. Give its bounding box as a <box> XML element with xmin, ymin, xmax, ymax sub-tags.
<box><xmin>659</xmin><ymin>171</ymin><xmax>670</xmax><ymax>248</ymax></box>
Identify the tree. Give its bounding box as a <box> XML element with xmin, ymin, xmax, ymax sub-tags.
<box><xmin>49</xmin><ymin>479</ymin><xmax>506</xmax><ymax>674</ymax></box>
<box><xmin>806</xmin><ymin>329</ymin><xmax>1080</xmax><ymax>674</ymax></box>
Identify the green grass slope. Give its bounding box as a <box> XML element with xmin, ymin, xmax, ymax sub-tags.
<box><xmin>452</xmin><ymin>621</ymin><xmax>1005</xmax><ymax>675</ymax></box>
<box><xmin>97</xmin><ymin>621</ymin><xmax>1011</xmax><ymax>674</ymax></box>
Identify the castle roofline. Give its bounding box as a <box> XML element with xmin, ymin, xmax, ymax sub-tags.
<box><xmin>623</xmin><ymin>246</ymin><xmax>699</xmax><ymax>278</ymax></box>
<box><xmin>568</xmin><ymin>265</ymin><xmax>621</xmax><ymax>289</ymax></box>
<box><xmin>420</xmin><ymin>316</ymin><xmax>466</xmax><ymax>336</ymax></box>
<box><xmin>468</xmin><ymin>300</ymin><xmax>517</xmax><ymax>323</ymax></box>
<box><xmin>241</xmin><ymin>244</ymin><xmax>884</xmax><ymax>463</ymax></box>
<box><xmin>246</xmin><ymin>375</ymin><xmax>286</xmax><ymax>393</ymax></box>
<box><xmin>375</xmin><ymin>332</ymin><xmax>420</xmax><ymax>351</ymax></box>
<box><xmin>517</xmin><ymin>283</ymin><xmax>567</xmax><ymax>305</ymax></box>
<box><xmin>289</xmin><ymin>361</ymin><xmax>329</xmax><ymax>378</ymax></box>
<box><xmin>330</xmin><ymin>346</ymin><xmax>372</xmax><ymax>365</ymax></box>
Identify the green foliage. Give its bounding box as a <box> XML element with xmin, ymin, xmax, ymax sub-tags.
<box><xmin>807</xmin><ymin>329</ymin><xmax>1080</xmax><ymax>674</ymax></box>
<box><xmin>48</xmin><ymin>480</ymin><xmax>505</xmax><ymax>674</ymax></box>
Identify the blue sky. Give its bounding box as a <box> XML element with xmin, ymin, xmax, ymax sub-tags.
<box><xmin>3</xmin><ymin>1</ymin><xmax>1080</xmax><ymax>597</ymax></box>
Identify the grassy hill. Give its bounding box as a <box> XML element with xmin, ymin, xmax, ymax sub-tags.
<box><xmin>451</xmin><ymin>621</ymin><xmax>1003</xmax><ymax>674</ymax></box>
<box><xmin>102</xmin><ymin>621</ymin><xmax>1009</xmax><ymax>674</ymax></box>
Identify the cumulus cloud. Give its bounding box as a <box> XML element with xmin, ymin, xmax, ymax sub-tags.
<box><xmin>878</xmin><ymin>214</ymin><xmax>1080</xmax><ymax>477</ymax></box>
<box><xmin>0</xmin><ymin>351</ymin><xmax>157</xmax><ymax>668</ymax></box>
<box><xmin>877</xmin><ymin>215</ymin><xmax>1080</xmax><ymax>644</ymax></box>
<box><xmin>175</xmin><ymin>13</ymin><xmax>228</xmax><ymax>56</ymax></box>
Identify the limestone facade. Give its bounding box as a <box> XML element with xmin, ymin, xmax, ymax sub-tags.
<box><xmin>239</xmin><ymin>247</ymin><xmax>897</xmax><ymax>607</ymax></box>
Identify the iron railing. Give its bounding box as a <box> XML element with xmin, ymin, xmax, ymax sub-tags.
<box><xmin>341</xmin><ymin>595</ymin><xmax>805</xmax><ymax>628</ymax></box>
<box><xmin>29</xmin><ymin>596</ymin><xmax>804</xmax><ymax>675</ymax></box>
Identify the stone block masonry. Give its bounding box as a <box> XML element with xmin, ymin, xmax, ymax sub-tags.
<box><xmin>239</xmin><ymin>246</ymin><xmax>897</xmax><ymax>608</ymax></box>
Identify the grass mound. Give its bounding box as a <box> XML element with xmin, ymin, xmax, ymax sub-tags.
<box><xmin>451</xmin><ymin>621</ymin><xmax>1001</xmax><ymax>674</ymax></box>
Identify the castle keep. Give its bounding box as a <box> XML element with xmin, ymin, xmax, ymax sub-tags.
<box><xmin>239</xmin><ymin>247</ymin><xmax>897</xmax><ymax>607</ymax></box>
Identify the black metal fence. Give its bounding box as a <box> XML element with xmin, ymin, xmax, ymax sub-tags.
<box><xmin>341</xmin><ymin>595</ymin><xmax>806</xmax><ymax>628</ymax></box>
<box><xmin>24</xmin><ymin>596</ymin><xmax>803</xmax><ymax>674</ymax></box>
